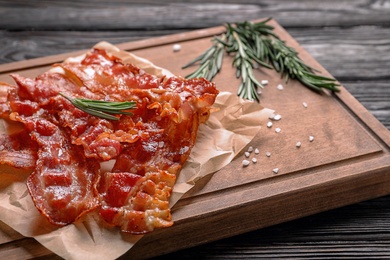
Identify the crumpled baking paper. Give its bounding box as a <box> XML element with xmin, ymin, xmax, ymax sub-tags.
<box><xmin>0</xmin><ymin>42</ymin><xmax>274</xmax><ymax>260</ymax></box>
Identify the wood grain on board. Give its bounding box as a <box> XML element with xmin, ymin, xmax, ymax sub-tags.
<box><xmin>0</xmin><ymin>19</ymin><xmax>389</xmax><ymax>259</ymax></box>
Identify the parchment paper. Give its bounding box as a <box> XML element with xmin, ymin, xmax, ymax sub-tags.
<box><xmin>0</xmin><ymin>42</ymin><xmax>274</xmax><ymax>260</ymax></box>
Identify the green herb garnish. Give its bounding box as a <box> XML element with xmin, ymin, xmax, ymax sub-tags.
<box><xmin>182</xmin><ymin>18</ymin><xmax>340</xmax><ymax>101</ymax></box>
<box><xmin>59</xmin><ymin>93</ymin><xmax>136</xmax><ymax>121</ymax></box>
<box><xmin>182</xmin><ymin>34</ymin><xmax>226</xmax><ymax>81</ymax></box>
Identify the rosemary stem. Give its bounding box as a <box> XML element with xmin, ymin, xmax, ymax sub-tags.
<box><xmin>182</xmin><ymin>19</ymin><xmax>340</xmax><ymax>102</ymax></box>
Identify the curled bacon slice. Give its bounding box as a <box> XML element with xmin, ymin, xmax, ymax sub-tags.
<box><xmin>17</xmin><ymin>116</ymin><xmax>100</xmax><ymax>225</ymax></box>
<box><xmin>0</xmin><ymin>130</ymin><xmax>37</xmax><ymax>169</ymax></box>
<box><xmin>1</xmin><ymin>82</ymin><xmax>39</xmax><ymax>168</ymax></box>
<box><xmin>99</xmin><ymin>170</ymin><xmax>176</xmax><ymax>234</ymax></box>
<box><xmin>0</xmin><ymin>82</ymin><xmax>11</xmax><ymax>116</ymax></box>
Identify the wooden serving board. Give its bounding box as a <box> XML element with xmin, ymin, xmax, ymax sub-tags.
<box><xmin>0</xmin><ymin>19</ymin><xmax>389</xmax><ymax>259</ymax></box>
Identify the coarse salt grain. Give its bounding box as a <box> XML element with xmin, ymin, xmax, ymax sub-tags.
<box><xmin>277</xmin><ymin>84</ymin><xmax>284</xmax><ymax>90</ymax></box>
<box><xmin>266</xmin><ymin>152</ymin><xmax>271</xmax><ymax>157</ymax></box>
<box><xmin>172</xmin><ymin>44</ymin><xmax>181</xmax><ymax>52</ymax></box>
<box><xmin>273</xmin><ymin>114</ymin><xmax>282</xmax><ymax>121</ymax></box>
<box><xmin>296</xmin><ymin>141</ymin><xmax>302</xmax><ymax>148</ymax></box>
<box><xmin>309</xmin><ymin>135</ymin><xmax>315</xmax><ymax>142</ymax></box>
<box><xmin>273</xmin><ymin>168</ymin><xmax>279</xmax><ymax>174</ymax></box>
<box><xmin>267</xmin><ymin>121</ymin><xmax>273</xmax><ymax>128</ymax></box>
<box><xmin>269</xmin><ymin>113</ymin><xmax>275</xmax><ymax>120</ymax></box>
<box><xmin>252</xmin><ymin>158</ymin><xmax>257</xmax><ymax>163</ymax></box>
<box><xmin>275</xmin><ymin>127</ymin><xmax>281</xmax><ymax>133</ymax></box>
<box><xmin>254</xmin><ymin>148</ymin><xmax>260</xmax><ymax>154</ymax></box>
<box><xmin>248</xmin><ymin>146</ymin><xmax>254</xmax><ymax>153</ymax></box>
<box><xmin>244</xmin><ymin>152</ymin><xmax>250</xmax><ymax>158</ymax></box>
<box><xmin>261</xmin><ymin>79</ymin><xmax>269</xmax><ymax>85</ymax></box>
<box><xmin>242</xmin><ymin>160</ymin><xmax>250</xmax><ymax>167</ymax></box>
<box><xmin>303</xmin><ymin>102</ymin><xmax>308</xmax><ymax>108</ymax></box>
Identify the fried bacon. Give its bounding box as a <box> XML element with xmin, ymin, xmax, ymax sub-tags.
<box><xmin>23</xmin><ymin>117</ymin><xmax>101</xmax><ymax>225</ymax></box>
<box><xmin>0</xmin><ymin>48</ymin><xmax>218</xmax><ymax>233</ymax></box>
<box><xmin>0</xmin><ymin>130</ymin><xmax>37</xmax><ymax>168</ymax></box>
<box><xmin>0</xmin><ymin>83</ymin><xmax>10</xmax><ymax>116</ymax></box>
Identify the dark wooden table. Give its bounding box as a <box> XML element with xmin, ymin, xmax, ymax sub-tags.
<box><xmin>1</xmin><ymin>1</ymin><xmax>389</xmax><ymax>259</ymax></box>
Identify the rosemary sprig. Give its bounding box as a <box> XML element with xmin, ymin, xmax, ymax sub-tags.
<box><xmin>59</xmin><ymin>93</ymin><xmax>136</xmax><ymax>121</ymax></box>
<box><xmin>182</xmin><ymin>18</ymin><xmax>340</xmax><ymax>101</ymax></box>
<box><xmin>182</xmin><ymin>35</ymin><xmax>225</xmax><ymax>81</ymax></box>
<box><xmin>224</xmin><ymin>22</ymin><xmax>273</xmax><ymax>101</ymax></box>
<box><xmin>262</xmin><ymin>37</ymin><xmax>339</xmax><ymax>92</ymax></box>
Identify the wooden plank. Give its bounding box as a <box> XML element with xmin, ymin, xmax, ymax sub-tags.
<box><xmin>2</xmin><ymin>26</ymin><xmax>389</xmax><ymax>80</ymax></box>
<box><xmin>0</xmin><ymin>236</ymin><xmax>59</xmax><ymax>260</ymax></box>
<box><xmin>159</xmin><ymin>194</ymin><xmax>390</xmax><ymax>258</ymax></box>
<box><xmin>0</xmin><ymin>0</ymin><xmax>388</xmax><ymax>30</ymax></box>
<box><xmin>0</xmin><ymin>23</ymin><xmax>223</xmax><ymax>76</ymax></box>
<box><xmin>344</xmin><ymin>82</ymin><xmax>390</xmax><ymax>129</ymax></box>
<box><xmin>0</xmin><ymin>30</ymin><xmax>186</xmax><ymax>65</ymax></box>
<box><xmin>0</xmin><ymin>19</ymin><xmax>389</xmax><ymax>259</ymax></box>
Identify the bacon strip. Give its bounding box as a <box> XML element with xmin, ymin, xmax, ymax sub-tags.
<box><xmin>0</xmin><ymin>130</ymin><xmax>37</xmax><ymax>169</ymax></box>
<box><xmin>0</xmin><ymin>82</ymin><xmax>11</xmax><ymax>116</ymax></box>
<box><xmin>3</xmin><ymin>64</ymin><xmax>103</xmax><ymax>226</ymax></box>
<box><xmin>15</xmin><ymin>116</ymin><xmax>100</xmax><ymax>225</ymax></box>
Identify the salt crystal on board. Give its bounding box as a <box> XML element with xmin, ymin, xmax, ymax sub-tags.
<box><xmin>261</xmin><ymin>79</ymin><xmax>269</xmax><ymax>86</ymax></box>
<box><xmin>273</xmin><ymin>114</ymin><xmax>282</xmax><ymax>121</ymax></box>
<box><xmin>172</xmin><ymin>44</ymin><xmax>181</xmax><ymax>52</ymax></box>
<box><xmin>242</xmin><ymin>160</ymin><xmax>250</xmax><ymax>167</ymax></box>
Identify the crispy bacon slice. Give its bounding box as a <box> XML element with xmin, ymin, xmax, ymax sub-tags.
<box><xmin>98</xmin><ymin>170</ymin><xmax>176</xmax><ymax>233</ymax></box>
<box><xmin>1</xmin><ymin>83</ymin><xmax>38</xmax><ymax>168</ymax></box>
<box><xmin>9</xmin><ymin>111</ymin><xmax>101</xmax><ymax>225</ymax></box>
<box><xmin>0</xmin><ymin>82</ymin><xmax>11</xmax><ymax>116</ymax></box>
<box><xmin>0</xmin><ymin>130</ymin><xmax>37</xmax><ymax>169</ymax></box>
<box><xmin>3</xmin><ymin>76</ymin><xmax>100</xmax><ymax>225</ymax></box>
<box><xmin>1</xmin><ymin>48</ymin><xmax>218</xmax><ymax>233</ymax></box>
